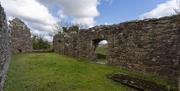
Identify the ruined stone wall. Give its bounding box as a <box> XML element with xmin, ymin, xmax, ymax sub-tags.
<box><xmin>9</xmin><ymin>18</ymin><xmax>32</xmax><ymax>53</ymax></box>
<box><xmin>0</xmin><ymin>4</ymin><xmax>11</xmax><ymax>91</ymax></box>
<box><xmin>53</xmin><ymin>15</ymin><xmax>180</xmax><ymax>80</ymax></box>
<box><xmin>179</xmin><ymin>74</ymin><xmax>180</xmax><ymax>91</ymax></box>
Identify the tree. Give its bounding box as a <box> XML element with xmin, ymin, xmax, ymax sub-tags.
<box><xmin>32</xmin><ymin>36</ymin><xmax>51</xmax><ymax>50</ymax></box>
<box><xmin>54</xmin><ymin>23</ymin><xmax>63</xmax><ymax>34</ymax></box>
<box><xmin>66</xmin><ymin>25</ymin><xmax>79</xmax><ymax>33</ymax></box>
<box><xmin>54</xmin><ymin>21</ymin><xmax>89</xmax><ymax>34</ymax></box>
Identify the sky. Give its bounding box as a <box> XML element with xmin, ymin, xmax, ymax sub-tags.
<box><xmin>1</xmin><ymin>0</ymin><xmax>180</xmax><ymax>41</ymax></box>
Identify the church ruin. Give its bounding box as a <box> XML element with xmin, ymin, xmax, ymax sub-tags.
<box><xmin>53</xmin><ymin>15</ymin><xmax>180</xmax><ymax>81</ymax></box>
<box><xmin>0</xmin><ymin>1</ymin><xmax>179</xmax><ymax>90</ymax></box>
<box><xmin>9</xmin><ymin>18</ymin><xmax>32</xmax><ymax>53</ymax></box>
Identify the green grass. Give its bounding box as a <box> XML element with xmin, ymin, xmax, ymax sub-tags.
<box><xmin>4</xmin><ymin>53</ymin><xmax>177</xmax><ymax>91</ymax></box>
<box><xmin>96</xmin><ymin>45</ymin><xmax>107</xmax><ymax>55</ymax></box>
<box><xmin>95</xmin><ymin>45</ymin><xmax>108</xmax><ymax>64</ymax></box>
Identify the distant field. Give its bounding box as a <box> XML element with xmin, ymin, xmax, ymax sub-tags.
<box><xmin>4</xmin><ymin>53</ymin><xmax>176</xmax><ymax>91</ymax></box>
<box><xmin>96</xmin><ymin>44</ymin><xmax>108</xmax><ymax>55</ymax></box>
<box><xmin>95</xmin><ymin>45</ymin><xmax>108</xmax><ymax>64</ymax></box>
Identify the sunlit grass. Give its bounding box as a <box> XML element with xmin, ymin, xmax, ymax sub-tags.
<box><xmin>4</xmin><ymin>53</ymin><xmax>176</xmax><ymax>91</ymax></box>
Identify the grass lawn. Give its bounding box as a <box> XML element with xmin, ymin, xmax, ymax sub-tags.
<box><xmin>95</xmin><ymin>45</ymin><xmax>108</xmax><ymax>64</ymax></box>
<box><xmin>96</xmin><ymin>45</ymin><xmax>108</xmax><ymax>56</ymax></box>
<box><xmin>4</xmin><ymin>53</ymin><xmax>176</xmax><ymax>91</ymax></box>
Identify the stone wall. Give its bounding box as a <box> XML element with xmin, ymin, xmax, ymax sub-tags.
<box><xmin>53</xmin><ymin>15</ymin><xmax>180</xmax><ymax>80</ymax></box>
<box><xmin>179</xmin><ymin>74</ymin><xmax>180</xmax><ymax>91</ymax></box>
<box><xmin>9</xmin><ymin>18</ymin><xmax>32</xmax><ymax>53</ymax></box>
<box><xmin>0</xmin><ymin>4</ymin><xmax>11</xmax><ymax>91</ymax></box>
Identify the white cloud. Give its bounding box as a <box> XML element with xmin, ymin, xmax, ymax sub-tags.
<box><xmin>57</xmin><ymin>10</ymin><xmax>67</xmax><ymax>19</ymax></box>
<box><xmin>1</xmin><ymin>0</ymin><xmax>101</xmax><ymax>41</ymax></box>
<box><xmin>38</xmin><ymin>0</ymin><xmax>100</xmax><ymax>27</ymax></box>
<box><xmin>72</xmin><ymin>18</ymin><xmax>95</xmax><ymax>27</ymax></box>
<box><xmin>1</xmin><ymin>0</ymin><xmax>58</xmax><ymax>41</ymax></box>
<box><xmin>99</xmin><ymin>40</ymin><xmax>108</xmax><ymax>45</ymax></box>
<box><xmin>140</xmin><ymin>0</ymin><xmax>179</xmax><ymax>19</ymax></box>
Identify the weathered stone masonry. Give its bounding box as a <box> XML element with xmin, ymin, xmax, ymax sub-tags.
<box><xmin>54</xmin><ymin>15</ymin><xmax>180</xmax><ymax>80</ymax></box>
<box><xmin>0</xmin><ymin>4</ymin><xmax>11</xmax><ymax>91</ymax></box>
<box><xmin>9</xmin><ymin>18</ymin><xmax>32</xmax><ymax>53</ymax></box>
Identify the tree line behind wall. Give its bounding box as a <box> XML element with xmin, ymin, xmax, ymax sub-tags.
<box><xmin>32</xmin><ymin>36</ymin><xmax>51</xmax><ymax>50</ymax></box>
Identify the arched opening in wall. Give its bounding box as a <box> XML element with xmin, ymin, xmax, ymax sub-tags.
<box><xmin>93</xmin><ymin>39</ymin><xmax>108</xmax><ymax>64</ymax></box>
